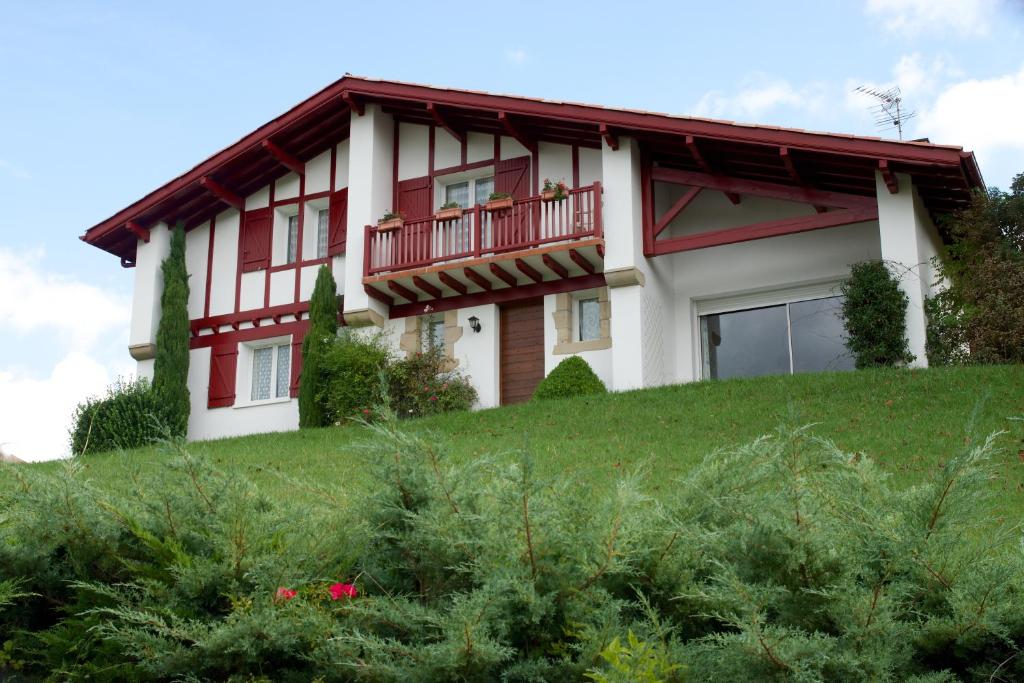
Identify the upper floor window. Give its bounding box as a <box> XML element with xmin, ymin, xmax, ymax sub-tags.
<box><xmin>316</xmin><ymin>208</ymin><xmax>329</xmax><ymax>259</ymax></box>
<box><xmin>444</xmin><ymin>175</ymin><xmax>494</xmax><ymax>208</ymax></box>
<box><xmin>286</xmin><ymin>215</ymin><xmax>299</xmax><ymax>264</ymax></box>
<box><xmin>251</xmin><ymin>342</ymin><xmax>291</xmax><ymax>401</ymax></box>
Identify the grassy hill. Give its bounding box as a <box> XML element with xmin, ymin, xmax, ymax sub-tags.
<box><xmin>48</xmin><ymin>365</ymin><xmax>1024</xmax><ymax>518</ymax></box>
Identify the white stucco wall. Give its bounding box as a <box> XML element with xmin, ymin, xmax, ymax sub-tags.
<box><xmin>184</xmin><ymin>221</ymin><xmax>209</xmax><ymax>319</ymax></box>
<box><xmin>452</xmin><ymin>304</ymin><xmax>500</xmax><ymax>409</ymax></box>
<box><xmin>208</xmin><ymin>209</ymin><xmax>239</xmax><ymax>316</ymax></box>
<box><xmin>129</xmin><ymin>221</ymin><xmax>171</xmax><ymax>352</ymax></box>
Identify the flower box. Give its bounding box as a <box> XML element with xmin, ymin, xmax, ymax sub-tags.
<box><xmin>433</xmin><ymin>206</ymin><xmax>463</xmax><ymax>221</ymax></box>
<box><xmin>541</xmin><ymin>189</ymin><xmax>566</xmax><ymax>203</ymax></box>
<box><xmin>485</xmin><ymin>197</ymin><xmax>514</xmax><ymax>212</ymax></box>
<box><xmin>377</xmin><ymin>217</ymin><xmax>403</xmax><ymax>232</ymax></box>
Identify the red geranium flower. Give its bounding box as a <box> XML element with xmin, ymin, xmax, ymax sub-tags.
<box><xmin>429</xmin><ymin>395</ymin><xmax>438</xmax><ymax>402</ymax></box>
<box><xmin>329</xmin><ymin>582</ymin><xmax>358</xmax><ymax>600</ymax></box>
<box><xmin>275</xmin><ymin>587</ymin><xmax>297</xmax><ymax>601</ymax></box>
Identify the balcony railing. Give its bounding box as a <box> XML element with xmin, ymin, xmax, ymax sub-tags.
<box><xmin>364</xmin><ymin>182</ymin><xmax>602</xmax><ymax>276</ymax></box>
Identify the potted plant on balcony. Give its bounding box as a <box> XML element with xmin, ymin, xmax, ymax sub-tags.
<box><xmin>433</xmin><ymin>201</ymin><xmax>463</xmax><ymax>222</ymax></box>
<box><xmin>377</xmin><ymin>211</ymin><xmax>404</xmax><ymax>232</ymax></box>
<box><xmin>485</xmin><ymin>191</ymin><xmax>513</xmax><ymax>212</ymax></box>
<box><xmin>541</xmin><ymin>178</ymin><xmax>569</xmax><ymax>202</ymax></box>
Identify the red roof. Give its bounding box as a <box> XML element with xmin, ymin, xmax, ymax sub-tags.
<box><xmin>82</xmin><ymin>75</ymin><xmax>984</xmax><ymax>261</ymax></box>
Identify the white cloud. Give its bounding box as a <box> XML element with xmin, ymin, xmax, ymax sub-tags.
<box><xmin>865</xmin><ymin>0</ymin><xmax>999</xmax><ymax>36</ymax></box>
<box><xmin>0</xmin><ymin>247</ymin><xmax>129</xmax><ymax>348</ymax></box>
<box><xmin>915</xmin><ymin>64</ymin><xmax>1024</xmax><ymax>156</ymax></box>
<box><xmin>504</xmin><ymin>48</ymin><xmax>527</xmax><ymax>65</ymax></box>
<box><xmin>0</xmin><ymin>352</ymin><xmax>124</xmax><ymax>462</ymax></box>
<box><xmin>693</xmin><ymin>76</ymin><xmax>826</xmax><ymax>122</ymax></box>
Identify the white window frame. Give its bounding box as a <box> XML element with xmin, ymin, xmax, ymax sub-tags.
<box><xmin>237</xmin><ymin>335</ymin><xmax>293</xmax><ymax>407</ymax></box>
<box><xmin>272</xmin><ymin>206</ymin><xmax>300</xmax><ymax>266</ymax></box>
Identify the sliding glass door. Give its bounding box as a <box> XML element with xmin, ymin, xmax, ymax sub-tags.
<box><xmin>700</xmin><ymin>295</ymin><xmax>854</xmax><ymax>380</ymax></box>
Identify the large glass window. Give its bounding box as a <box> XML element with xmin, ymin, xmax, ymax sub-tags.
<box><xmin>700</xmin><ymin>295</ymin><xmax>853</xmax><ymax>380</ymax></box>
<box><xmin>250</xmin><ymin>343</ymin><xmax>291</xmax><ymax>401</ymax></box>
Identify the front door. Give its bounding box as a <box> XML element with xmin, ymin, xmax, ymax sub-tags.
<box><xmin>499</xmin><ymin>298</ymin><xmax>545</xmax><ymax>405</ymax></box>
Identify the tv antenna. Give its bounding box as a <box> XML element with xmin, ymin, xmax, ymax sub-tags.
<box><xmin>854</xmin><ymin>85</ymin><xmax>916</xmax><ymax>140</ymax></box>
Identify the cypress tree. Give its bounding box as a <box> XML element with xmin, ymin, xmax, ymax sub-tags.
<box><xmin>152</xmin><ymin>221</ymin><xmax>191</xmax><ymax>437</ymax></box>
<box><xmin>299</xmin><ymin>265</ymin><xmax>338</xmax><ymax>427</ymax></box>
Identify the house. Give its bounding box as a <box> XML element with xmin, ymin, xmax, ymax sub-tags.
<box><xmin>81</xmin><ymin>76</ymin><xmax>983</xmax><ymax>442</ymax></box>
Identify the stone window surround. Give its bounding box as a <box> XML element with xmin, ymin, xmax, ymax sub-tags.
<box><xmin>553</xmin><ymin>287</ymin><xmax>611</xmax><ymax>354</ymax></box>
<box><xmin>399</xmin><ymin>310</ymin><xmax>463</xmax><ymax>369</ymax></box>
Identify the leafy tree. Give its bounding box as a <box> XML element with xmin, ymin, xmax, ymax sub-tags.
<box><xmin>840</xmin><ymin>260</ymin><xmax>914</xmax><ymax>368</ymax></box>
<box><xmin>298</xmin><ymin>265</ymin><xmax>338</xmax><ymax>427</ymax></box>
<box><xmin>928</xmin><ymin>173</ymin><xmax>1024</xmax><ymax>364</ymax></box>
<box><xmin>152</xmin><ymin>221</ymin><xmax>190</xmax><ymax>437</ymax></box>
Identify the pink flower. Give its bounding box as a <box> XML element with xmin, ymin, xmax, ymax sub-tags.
<box><xmin>275</xmin><ymin>587</ymin><xmax>297</xmax><ymax>602</ymax></box>
<box><xmin>362</xmin><ymin>408</ymin><xmax>372</xmax><ymax>415</ymax></box>
<box><xmin>429</xmin><ymin>395</ymin><xmax>438</xmax><ymax>402</ymax></box>
<box><xmin>329</xmin><ymin>582</ymin><xmax>358</xmax><ymax>600</ymax></box>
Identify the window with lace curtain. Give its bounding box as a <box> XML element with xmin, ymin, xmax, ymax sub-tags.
<box><xmin>316</xmin><ymin>208</ymin><xmax>329</xmax><ymax>259</ymax></box>
<box><xmin>250</xmin><ymin>342</ymin><xmax>291</xmax><ymax>401</ymax></box>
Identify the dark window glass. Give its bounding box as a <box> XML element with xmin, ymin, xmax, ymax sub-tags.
<box><xmin>701</xmin><ymin>305</ymin><xmax>790</xmax><ymax>380</ymax></box>
<box><xmin>789</xmin><ymin>296</ymin><xmax>855</xmax><ymax>373</ymax></box>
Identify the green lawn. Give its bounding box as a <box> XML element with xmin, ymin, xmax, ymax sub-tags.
<box><xmin>43</xmin><ymin>365</ymin><xmax>1024</xmax><ymax>517</ymax></box>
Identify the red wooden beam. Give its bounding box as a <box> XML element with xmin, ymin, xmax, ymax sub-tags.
<box><xmin>125</xmin><ymin>221</ymin><xmax>150</xmax><ymax>243</ymax></box>
<box><xmin>568</xmin><ymin>248</ymin><xmax>595</xmax><ymax>274</ymax></box>
<box><xmin>261</xmin><ymin>139</ymin><xmax>304</xmax><ymax>176</ymax></box>
<box><xmin>596</xmin><ymin>244</ymin><xmax>605</xmax><ymax>259</ymax></box>
<box><xmin>599</xmin><ymin>123</ymin><xmax>618</xmax><ymax>151</ymax></box>
<box><xmin>490</xmin><ymin>262</ymin><xmax>518</xmax><ymax>288</ymax></box>
<box><xmin>427</xmin><ymin>103</ymin><xmax>464</xmax><ymax>144</ymax></box>
<box><xmin>879</xmin><ymin>159</ymin><xmax>899</xmax><ymax>194</ymax></box>
<box><xmin>365</xmin><ymin>285</ymin><xmax>394</xmax><ymax>307</ymax></box>
<box><xmin>199</xmin><ymin>176</ymin><xmax>243</xmax><ymax>210</ymax></box>
<box><xmin>651</xmin><ymin>205</ymin><xmax>878</xmax><ymax>256</ymax></box>
<box><xmin>340</xmin><ymin>91</ymin><xmax>363</xmax><ymax>116</ymax></box>
<box><xmin>685</xmin><ymin>135</ymin><xmax>739</xmax><ymax>204</ymax></box>
<box><xmin>780</xmin><ymin>147</ymin><xmax>827</xmax><ymax>213</ymax></box>
<box><xmin>463</xmin><ymin>267</ymin><xmax>492</xmax><ymax>291</ymax></box>
<box><xmin>387</xmin><ymin>280</ymin><xmax>419</xmax><ymax>302</ymax></box>
<box><xmin>542</xmin><ymin>253</ymin><xmax>569</xmax><ymax>279</ymax></box>
<box><xmin>653</xmin><ymin>186</ymin><xmax>701</xmax><ymax>238</ymax></box>
<box><xmin>412</xmin><ymin>275</ymin><xmax>442</xmax><ymax>299</ymax></box>
<box><xmin>515</xmin><ymin>258</ymin><xmax>544</xmax><ymax>283</ymax></box>
<box><xmin>438</xmin><ymin>270</ymin><xmax>468</xmax><ymax>295</ymax></box>
<box><xmin>498</xmin><ymin>111</ymin><xmax>537</xmax><ymax>154</ymax></box>
<box><xmin>650</xmin><ymin>166</ymin><xmax>876</xmax><ymax>210</ymax></box>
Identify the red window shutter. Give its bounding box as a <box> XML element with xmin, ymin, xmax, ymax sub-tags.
<box><xmin>241</xmin><ymin>207</ymin><xmax>272</xmax><ymax>272</ymax></box>
<box><xmin>396</xmin><ymin>176</ymin><xmax>432</xmax><ymax>220</ymax></box>
<box><xmin>289</xmin><ymin>332</ymin><xmax>304</xmax><ymax>398</ymax></box>
<box><xmin>494</xmin><ymin>156</ymin><xmax>531</xmax><ymax>200</ymax></box>
<box><xmin>327</xmin><ymin>188</ymin><xmax>348</xmax><ymax>256</ymax></box>
<box><xmin>208</xmin><ymin>344</ymin><xmax>238</xmax><ymax>408</ymax></box>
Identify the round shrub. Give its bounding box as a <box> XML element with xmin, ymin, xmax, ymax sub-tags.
<box><xmin>319</xmin><ymin>332</ymin><xmax>391</xmax><ymax>424</ymax></box>
<box><xmin>840</xmin><ymin>260</ymin><xmax>914</xmax><ymax>368</ymax></box>
<box><xmin>533</xmin><ymin>355</ymin><xmax>606</xmax><ymax>401</ymax></box>
<box><xmin>387</xmin><ymin>347</ymin><xmax>478</xmax><ymax>418</ymax></box>
<box><xmin>69</xmin><ymin>377</ymin><xmax>166</xmax><ymax>455</ymax></box>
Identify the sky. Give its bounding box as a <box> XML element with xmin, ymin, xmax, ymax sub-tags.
<box><xmin>1</xmin><ymin>0</ymin><xmax>1022</xmax><ymax>461</ymax></box>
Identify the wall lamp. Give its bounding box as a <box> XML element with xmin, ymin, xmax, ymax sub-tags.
<box><xmin>468</xmin><ymin>316</ymin><xmax>481</xmax><ymax>333</ymax></box>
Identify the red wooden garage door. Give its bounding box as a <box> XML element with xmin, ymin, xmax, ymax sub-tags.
<box><xmin>499</xmin><ymin>298</ymin><xmax>545</xmax><ymax>405</ymax></box>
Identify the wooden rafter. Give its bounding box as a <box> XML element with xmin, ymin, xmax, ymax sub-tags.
<box><xmin>340</xmin><ymin>91</ymin><xmax>364</xmax><ymax>116</ymax></box>
<box><xmin>365</xmin><ymin>285</ymin><xmax>394</xmax><ymax>306</ymax></box>
<box><xmin>199</xmin><ymin>176</ymin><xmax>243</xmax><ymax>210</ymax></box>
<box><xmin>542</xmin><ymin>253</ymin><xmax>569</xmax><ymax>279</ymax></box>
<box><xmin>599</xmin><ymin>123</ymin><xmax>618</xmax><ymax>151</ymax></box>
<box><xmin>490</xmin><ymin>262</ymin><xmax>518</xmax><ymax>288</ymax></box>
<box><xmin>125</xmin><ymin>221</ymin><xmax>149</xmax><ymax>243</ymax></box>
<box><xmin>427</xmin><ymin>103</ymin><xmax>464</xmax><ymax>143</ymax></box>
<box><xmin>879</xmin><ymin>159</ymin><xmax>899</xmax><ymax>194</ymax></box>
<box><xmin>412</xmin><ymin>275</ymin><xmax>441</xmax><ymax>299</ymax></box>
<box><xmin>685</xmin><ymin>135</ymin><xmax>739</xmax><ymax>204</ymax></box>
<box><xmin>261</xmin><ymin>140</ymin><xmax>304</xmax><ymax>176</ymax></box>
<box><xmin>780</xmin><ymin>147</ymin><xmax>826</xmax><ymax>213</ymax></box>
<box><xmin>568</xmin><ymin>248</ymin><xmax>595</xmax><ymax>274</ymax></box>
<box><xmin>498</xmin><ymin>111</ymin><xmax>537</xmax><ymax>154</ymax></box>
<box><xmin>653</xmin><ymin>186</ymin><xmax>702</xmax><ymax>237</ymax></box>
<box><xmin>438</xmin><ymin>271</ymin><xmax>468</xmax><ymax>295</ymax></box>
<box><xmin>387</xmin><ymin>280</ymin><xmax>418</xmax><ymax>302</ymax></box>
<box><xmin>515</xmin><ymin>258</ymin><xmax>543</xmax><ymax>283</ymax></box>
<box><xmin>463</xmin><ymin>267</ymin><xmax>492</xmax><ymax>291</ymax></box>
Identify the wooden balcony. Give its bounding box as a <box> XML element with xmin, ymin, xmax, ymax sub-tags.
<box><xmin>362</xmin><ymin>183</ymin><xmax>605</xmax><ymax>315</ymax></box>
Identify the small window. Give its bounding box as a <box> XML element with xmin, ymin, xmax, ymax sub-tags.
<box><xmin>250</xmin><ymin>343</ymin><xmax>291</xmax><ymax>401</ymax></box>
<box><xmin>445</xmin><ymin>181</ymin><xmax>469</xmax><ymax>208</ymax></box>
<box><xmin>316</xmin><ymin>209</ymin><xmax>329</xmax><ymax>259</ymax></box>
<box><xmin>443</xmin><ymin>175</ymin><xmax>495</xmax><ymax>208</ymax></box>
<box><xmin>578</xmin><ymin>297</ymin><xmax>600</xmax><ymax>342</ymax></box>
<box><xmin>425</xmin><ymin>318</ymin><xmax>445</xmax><ymax>350</ymax></box>
<box><xmin>474</xmin><ymin>176</ymin><xmax>494</xmax><ymax>205</ymax></box>
<box><xmin>286</xmin><ymin>215</ymin><xmax>299</xmax><ymax>264</ymax></box>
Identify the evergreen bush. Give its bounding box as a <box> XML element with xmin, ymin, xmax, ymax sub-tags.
<box><xmin>68</xmin><ymin>377</ymin><xmax>165</xmax><ymax>455</ymax></box>
<box><xmin>320</xmin><ymin>331</ymin><xmax>391</xmax><ymax>423</ymax></box>
<box><xmin>387</xmin><ymin>346</ymin><xmax>478</xmax><ymax>418</ymax></box>
<box><xmin>6</xmin><ymin>421</ymin><xmax>1024</xmax><ymax>680</ymax></box>
<box><xmin>151</xmin><ymin>221</ymin><xmax>191</xmax><ymax>438</ymax></box>
<box><xmin>840</xmin><ymin>260</ymin><xmax>915</xmax><ymax>368</ymax></box>
<box><xmin>299</xmin><ymin>265</ymin><xmax>338</xmax><ymax>428</ymax></box>
<box><xmin>533</xmin><ymin>355</ymin><xmax>607</xmax><ymax>400</ymax></box>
